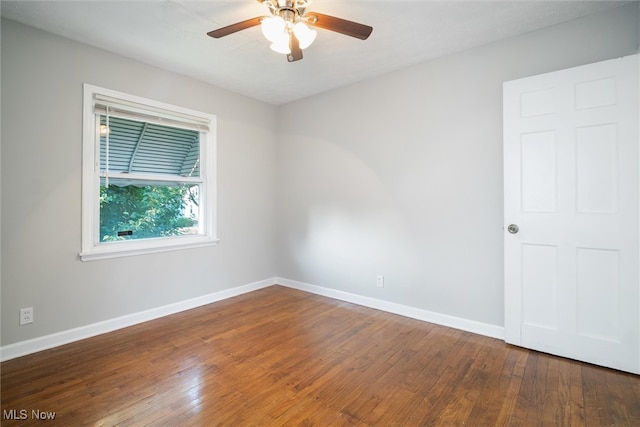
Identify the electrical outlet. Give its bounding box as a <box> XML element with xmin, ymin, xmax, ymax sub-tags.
<box><xmin>376</xmin><ymin>275</ymin><xmax>384</xmax><ymax>288</ymax></box>
<box><xmin>20</xmin><ymin>307</ymin><xmax>33</xmax><ymax>325</ymax></box>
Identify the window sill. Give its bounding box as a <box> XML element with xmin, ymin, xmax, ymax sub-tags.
<box><xmin>79</xmin><ymin>238</ymin><xmax>220</xmax><ymax>261</ymax></box>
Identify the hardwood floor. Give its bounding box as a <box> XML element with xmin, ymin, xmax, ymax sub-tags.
<box><xmin>2</xmin><ymin>285</ymin><xmax>639</xmax><ymax>426</ymax></box>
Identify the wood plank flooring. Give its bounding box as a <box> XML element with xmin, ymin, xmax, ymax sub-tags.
<box><xmin>2</xmin><ymin>285</ymin><xmax>640</xmax><ymax>426</ymax></box>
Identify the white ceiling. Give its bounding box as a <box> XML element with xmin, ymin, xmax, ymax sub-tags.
<box><xmin>1</xmin><ymin>0</ymin><xmax>632</xmax><ymax>105</ymax></box>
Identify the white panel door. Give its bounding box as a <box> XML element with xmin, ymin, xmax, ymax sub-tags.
<box><xmin>504</xmin><ymin>55</ymin><xmax>640</xmax><ymax>374</ymax></box>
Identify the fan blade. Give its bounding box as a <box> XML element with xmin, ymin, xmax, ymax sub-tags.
<box><xmin>306</xmin><ymin>12</ymin><xmax>372</xmax><ymax>40</ymax></box>
<box><xmin>207</xmin><ymin>17</ymin><xmax>263</xmax><ymax>38</ymax></box>
<box><xmin>287</xmin><ymin>32</ymin><xmax>303</xmax><ymax>62</ymax></box>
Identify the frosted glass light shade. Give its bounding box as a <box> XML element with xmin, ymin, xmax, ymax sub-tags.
<box><xmin>293</xmin><ymin>22</ymin><xmax>317</xmax><ymax>49</ymax></box>
<box><xmin>270</xmin><ymin>32</ymin><xmax>291</xmax><ymax>54</ymax></box>
<box><xmin>261</xmin><ymin>16</ymin><xmax>286</xmax><ymax>43</ymax></box>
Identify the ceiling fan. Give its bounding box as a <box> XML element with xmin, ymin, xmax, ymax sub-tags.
<box><xmin>207</xmin><ymin>0</ymin><xmax>373</xmax><ymax>63</ymax></box>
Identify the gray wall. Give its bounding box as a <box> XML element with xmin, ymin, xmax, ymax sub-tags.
<box><xmin>276</xmin><ymin>3</ymin><xmax>640</xmax><ymax>327</ymax></box>
<box><xmin>1</xmin><ymin>19</ymin><xmax>279</xmax><ymax>346</ymax></box>
<box><xmin>2</xmin><ymin>3</ymin><xmax>639</xmax><ymax>347</ymax></box>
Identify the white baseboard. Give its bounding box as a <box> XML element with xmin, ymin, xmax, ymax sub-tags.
<box><xmin>276</xmin><ymin>277</ymin><xmax>505</xmax><ymax>340</ymax></box>
<box><xmin>0</xmin><ymin>278</ymin><xmax>275</xmax><ymax>361</ymax></box>
<box><xmin>2</xmin><ymin>277</ymin><xmax>504</xmax><ymax>361</ymax></box>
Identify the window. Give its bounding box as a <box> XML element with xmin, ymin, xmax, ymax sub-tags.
<box><xmin>81</xmin><ymin>84</ymin><xmax>217</xmax><ymax>261</ymax></box>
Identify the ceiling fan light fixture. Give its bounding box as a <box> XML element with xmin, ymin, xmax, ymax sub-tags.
<box><xmin>293</xmin><ymin>22</ymin><xmax>316</xmax><ymax>49</ymax></box>
<box><xmin>207</xmin><ymin>2</ymin><xmax>373</xmax><ymax>62</ymax></box>
<box><xmin>261</xmin><ymin>16</ymin><xmax>286</xmax><ymax>42</ymax></box>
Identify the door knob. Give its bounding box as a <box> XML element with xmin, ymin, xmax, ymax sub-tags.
<box><xmin>507</xmin><ymin>224</ymin><xmax>519</xmax><ymax>234</ymax></box>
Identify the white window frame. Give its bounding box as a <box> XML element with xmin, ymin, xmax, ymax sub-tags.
<box><xmin>80</xmin><ymin>84</ymin><xmax>218</xmax><ymax>261</ymax></box>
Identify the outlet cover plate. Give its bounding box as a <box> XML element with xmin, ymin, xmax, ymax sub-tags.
<box><xmin>20</xmin><ymin>307</ymin><xmax>33</xmax><ymax>325</ymax></box>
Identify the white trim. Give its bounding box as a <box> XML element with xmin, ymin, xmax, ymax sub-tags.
<box><xmin>0</xmin><ymin>278</ymin><xmax>274</xmax><ymax>361</ymax></box>
<box><xmin>276</xmin><ymin>277</ymin><xmax>505</xmax><ymax>340</ymax></box>
<box><xmin>79</xmin><ymin>236</ymin><xmax>220</xmax><ymax>261</ymax></box>
<box><xmin>1</xmin><ymin>277</ymin><xmax>505</xmax><ymax>361</ymax></box>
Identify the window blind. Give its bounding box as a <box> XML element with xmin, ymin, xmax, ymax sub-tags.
<box><xmin>99</xmin><ymin>115</ymin><xmax>201</xmax><ymax>180</ymax></box>
<box><xmin>94</xmin><ymin>94</ymin><xmax>210</xmax><ymax>132</ymax></box>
